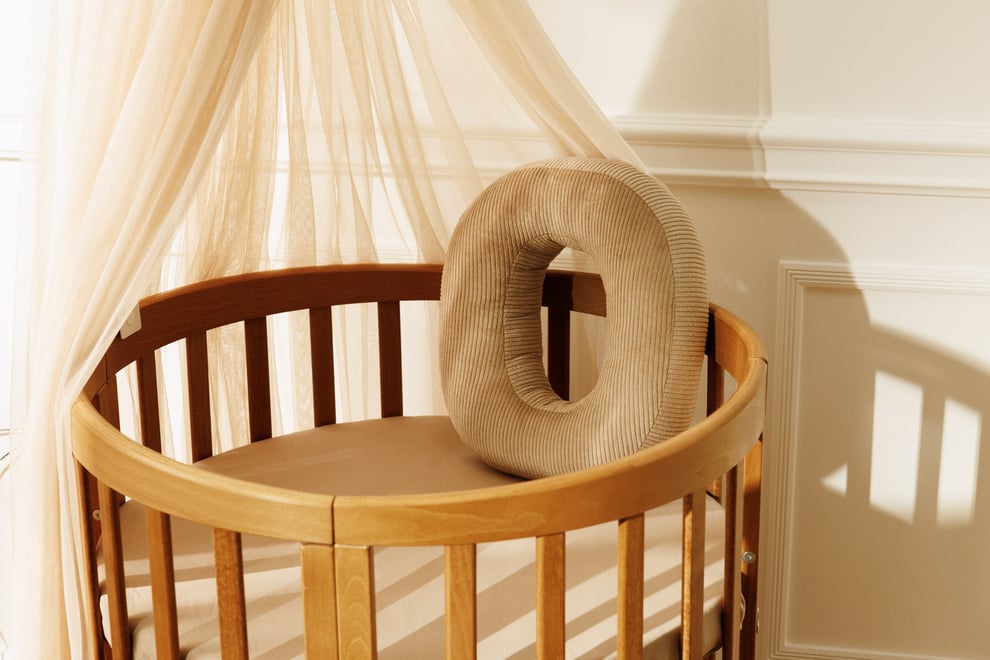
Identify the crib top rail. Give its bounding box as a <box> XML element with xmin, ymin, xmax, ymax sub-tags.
<box><xmin>82</xmin><ymin>264</ymin><xmax>612</xmax><ymax>402</ymax></box>
<box><xmin>75</xmin><ymin>263</ymin><xmax>766</xmax><ymax>543</ymax></box>
<box><xmin>71</xmin><ymin>263</ymin><xmax>767</xmax><ymax>660</ymax></box>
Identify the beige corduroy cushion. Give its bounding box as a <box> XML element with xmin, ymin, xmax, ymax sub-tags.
<box><xmin>439</xmin><ymin>158</ymin><xmax>708</xmax><ymax>478</ymax></box>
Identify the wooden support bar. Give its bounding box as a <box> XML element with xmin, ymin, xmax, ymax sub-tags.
<box><xmin>741</xmin><ymin>438</ymin><xmax>763</xmax><ymax>660</ymax></box>
<box><xmin>98</xmin><ymin>481</ymin><xmax>131</xmax><ymax>660</ymax></box>
<box><xmin>617</xmin><ymin>514</ymin><xmax>645</xmax><ymax>660</ymax></box>
<box><xmin>722</xmin><ymin>465</ymin><xmax>744</xmax><ymax>660</ymax></box>
<box><xmin>94</xmin><ymin>369</ymin><xmax>121</xmax><ymax>430</ymax></box>
<box><xmin>302</xmin><ymin>544</ymin><xmax>338</xmax><ymax>659</ymax></box>
<box><xmin>547</xmin><ymin>308</ymin><xmax>570</xmax><ymax>400</ymax></box>
<box><xmin>681</xmin><ymin>490</ymin><xmax>706</xmax><ymax>660</ymax></box>
<box><xmin>377</xmin><ymin>301</ymin><xmax>402</xmax><ymax>418</ymax></box>
<box><xmin>309</xmin><ymin>307</ymin><xmax>336</xmax><ymax>427</ymax></box>
<box><xmin>75</xmin><ymin>461</ymin><xmax>103</xmax><ymax>660</ymax></box>
<box><xmin>243</xmin><ymin>317</ymin><xmax>272</xmax><ymax>442</ymax></box>
<box><xmin>706</xmin><ymin>356</ymin><xmax>724</xmax><ymax>418</ymax></box>
<box><xmin>186</xmin><ymin>330</ymin><xmax>213</xmax><ymax>461</ymax></box>
<box><xmin>146</xmin><ymin>509</ymin><xmax>180</xmax><ymax>659</ymax></box>
<box><xmin>445</xmin><ymin>544</ymin><xmax>477</xmax><ymax>660</ymax></box>
<box><xmin>706</xmin><ymin>355</ymin><xmax>726</xmax><ymax>502</ymax></box>
<box><xmin>536</xmin><ymin>533</ymin><xmax>565</xmax><ymax>659</ymax></box>
<box><xmin>213</xmin><ymin>529</ymin><xmax>249</xmax><ymax>658</ymax></box>
<box><xmin>136</xmin><ymin>354</ymin><xmax>162</xmax><ymax>452</ymax></box>
<box><xmin>336</xmin><ymin>545</ymin><xmax>377</xmax><ymax>659</ymax></box>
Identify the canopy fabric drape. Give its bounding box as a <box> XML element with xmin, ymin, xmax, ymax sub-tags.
<box><xmin>4</xmin><ymin>1</ymin><xmax>643</xmax><ymax>657</ymax></box>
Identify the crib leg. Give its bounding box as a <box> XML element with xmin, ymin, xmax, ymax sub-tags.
<box><xmin>336</xmin><ymin>545</ymin><xmax>377</xmax><ymax>658</ymax></box>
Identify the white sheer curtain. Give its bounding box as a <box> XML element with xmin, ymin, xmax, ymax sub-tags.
<box><xmin>7</xmin><ymin>3</ymin><xmax>279</xmax><ymax>657</ymax></box>
<box><xmin>5</xmin><ymin>1</ymin><xmax>641</xmax><ymax>657</ymax></box>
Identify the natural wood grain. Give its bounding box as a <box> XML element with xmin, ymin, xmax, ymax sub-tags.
<box><xmin>332</xmin><ymin>353</ymin><xmax>766</xmax><ymax>546</ymax></box>
<box><xmin>309</xmin><ymin>307</ymin><xmax>336</xmax><ymax>427</ymax></box>
<box><xmin>542</xmin><ymin>270</ymin><xmax>607</xmax><ymax>317</ymax></box>
<box><xmin>377</xmin><ymin>301</ymin><xmax>402</xmax><ymax>418</ymax></box>
<box><xmin>102</xmin><ymin>265</ymin><xmax>444</xmax><ymax>376</ymax></box>
<box><xmin>244</xmin><ymin>316</ymin><xmax>272</xmax><ymax>442</ymax></box>
<box><xmin>301</xmin><ymin>544</ymin><xmax>338</xmax><ymax>659</ymax></box>
<box><xmin>214</xmin><ymin>528</ymin><xmax>249</xmax><ymax>658</ymax></box>
<box><xmin>75</xmin><ymin>461</ymin><xmax>103</xmax><ymax>660</ymax></box>
<box><xmin>72</xmin><ymin>400</ymin><xmax>335</xmax><ymax>544</ymax></box>
<box><xmin>722</xmin><ymin>465</ymin><xmax>744</xmax><ymax>660</ymax></box>
<box><xmin>741</xmin><ymin>437</ymin><xmax>763</xmax><ymax>660</ymax></box>
<box><xmin>547</xmin><ymin>307</ymin><xmax>570</xmax><ymax>400</ymax></box>
<box><xmin>445</xmin><ymin>544</ymin><xmax>477</xmax><ymax>659</ymax></box>
<box><xmin>146</xmin><ymin>508</ymin><xmax>180</xmax><ymax>659</ymax></box>
<box><xmin>95</xmin><ymin>366</ymin><xmax>120</xmax><ymax>429</ymax></box>
<box><xmin>617</xmin><ymin>514</ymin><xmax>645</xmax><ymax>660</ymax></box>
<box><xmin>186</xmin><ymin>330</ymin><xmax>213</xmax><ymax>461</ymax></box>
<box><xmin>98</xmin><ymin>481</ymin><xmax>131</xmax><ymax>660</ymax></box>
<box><xmin>136</xmin><ymin>354</ymin><xmax>162</xmax><ymax>452</ymax></box>
<box><xmin>336</xmin><ymin>545</ymin><xmax>377</xmax><ymax>659</ymax></box>
<box><xmin>706</xmin><ymin>338</ymin><xmax>726</xmax><ymax>501</ymax></box>
<box><xmin>536</xmin><ymin>533</ymin><xmax>565</xmax><ymax>659</ymax></box>
<box><xmin>71</xmin><ymin>264</ymin><xmax>768</xmax><ymax>659</ymax></box>
<box><xmin>681</xmin><ymin>490</ymin><xmax>706</xmax><ymax>660</ymax></box>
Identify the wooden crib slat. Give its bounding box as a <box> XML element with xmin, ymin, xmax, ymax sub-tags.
<box><xmin>445</xmin><ymin>544</ymin><xmax>477</xmax><ymax>659</ymax></box>
<box><xmin>244</xmin><ymin>317</ymin><xmax>272</xmax><ymax>442</ymax></box>
<box><xmin>213</xmin><ymin>528</ymin><xmax>249</xmax><ymax>658</ymax></box>
<box><xmin>706</xmin><ymin>354</ymin><xmax>726</xmax><ymax>501</ymax></box>
<box><xmin>682</xmin><ymin>490</ymin><xmax>707</xmax><ymax>660</ymax></box>
<box><xmin>377</xmin><ymin>301</ymin><xmax>402</xmax><ymax>418</ymax></box>
<box><xmin>741</xmin><ymin>439</ymin><xmax>763</xmax><ymax>660</ymax></box>
<box><xmin>309</xmin><ymin>307</ymin><xmax>336</xmax><ymax>426</ymax></box>
<box><xmin>706</xmin><ymin>353</ymin><xmax>724</xmax><ymax>418</ymax></box>
<box><xmin>336</xmin><ymin>545</ymin><xmax>377</xmax><ymax>658</ymax></box>
<box><xmin>137</xmin><ymin>354</ymin><xmax>163</xmax><ymax>452</ymax></box>
<box><xmin>94</xmin><ymin>368</ymin><xmax>121</xmax><ymax>430</ymax></box>
<box><xmin>98</xmin><ymin>481</ymin><xmax>132</xmax><ymax>660</ymax></box>
<box><xmin>617</xmin><ymin>514</ymin><xmax>645</xmax><ymax>660</ymax></box>
<box><xmin>75</xmin><ymin>461</ymin><xmax>103</xmax><ymax>660</ymax></box>
<box><xmin>536</xmin><ymin>533</ymin><xmax>565</xmax><ymax>659</ymax></box>
<box><xmin>146</xmin><ymin>508</ymin><xmax>180</xmax><ymax>659</ymax></box>
<box><xmin>722</xmin><ymin>465</ymin><xmax>744</xmax><ymax>660</ymax></box>
<box><xmin>186</xmin><ymin>330</ymin><xmax>213</xmax><ymax>461</ymax></box>
<box><xmin>547</xmin><ymin>308</ymin><xmax>570</xmax><ymax>400</ymax></box>
<box><xmin>301</xmin><ymin>544</ymin><xmax>338</xmax><ymax>659</ymax></box>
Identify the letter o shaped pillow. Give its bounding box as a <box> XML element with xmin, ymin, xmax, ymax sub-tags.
<box><xmin>439</xmin><ymin>158</ymin><xmax>708</xmax><ymax>478</ymax></box>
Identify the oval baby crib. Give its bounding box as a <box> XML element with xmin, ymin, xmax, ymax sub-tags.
<box><xmin>72</xmin><ymin>263</ymin><xmax>766</xmax><ymax>660</ymax></box>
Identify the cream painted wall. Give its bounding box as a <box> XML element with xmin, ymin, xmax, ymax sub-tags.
<box><xmin>0</xmin><ymin>2</ymin><xmax>986</xmax><ymax>658</ymax></box>
<box><xmin>530</xmin><ymin>1</ymin><xmax>990</xmax><ymax>659</ymax></box>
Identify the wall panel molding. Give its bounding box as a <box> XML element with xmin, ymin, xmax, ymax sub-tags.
<box><xmin>764</xmin><ymin>261</ymin><xmax>990</xmax><ymax>660</ymax></box>
<box><xmin>614</xmin><ymin>114</ymin><xmax>990</xmax><ymax>197</ymax></box>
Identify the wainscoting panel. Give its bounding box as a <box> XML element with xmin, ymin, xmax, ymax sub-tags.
<box><xmin>765</xmin><ymin>262</ymin><xmax>990</xmax><ymax>660</ymax></box>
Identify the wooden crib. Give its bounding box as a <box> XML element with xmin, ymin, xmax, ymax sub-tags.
<box><xmin>72</xmin><ymin>263</ymin><xmax>766</xmax><ymax>659</ymax></box>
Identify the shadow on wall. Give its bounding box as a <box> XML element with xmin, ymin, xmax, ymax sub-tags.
<box><xmin>629</xmin><ymin>0</ymin><xmax>771</xmax><ymax>121</ymax></box>
<box><xmin>674</xmin><ymin>183</ymin><xmax>988</xmax><ymax>660</ymax></box>
<box><xmin>625</xmin><ymin>1</ymin><xmax>988</xmax><ymax>657</ymax></box>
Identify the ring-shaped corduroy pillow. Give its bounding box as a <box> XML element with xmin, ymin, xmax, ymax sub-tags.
<box><xmin>439</xmin><ymin>158</ymin><xmax>709</xmax><ymax>478</ymax></box>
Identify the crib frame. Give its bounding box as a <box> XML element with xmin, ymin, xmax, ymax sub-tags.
<box><xmin>73</xmin><ymin>263</ymin><xmax>767</xmax><ymax>660</ymax></box>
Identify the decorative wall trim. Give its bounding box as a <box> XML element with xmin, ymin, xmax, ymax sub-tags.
<box><xmin>614</xmin><ymin>114</ymin><xmax>990</xmax><ymax>198</ymax></box>
<box><xmin>765</xmin><ymin>261</ymin><xmax>990</xmax><ymax>660</ymax></box>
<box><xmin>10</xmin><ymin>109</ymin><xmax>990</xmax><ymax>197</ymax></box>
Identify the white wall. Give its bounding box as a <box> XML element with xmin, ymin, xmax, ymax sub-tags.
<box><xmin>532</xmin><ymin>1</ymin><xmax>990</xmax><ymax>658</ymax></box>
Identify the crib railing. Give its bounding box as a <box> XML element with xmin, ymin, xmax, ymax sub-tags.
<box><xmin>73</xmin><ymin>263</ymin><xmax>766</xmax><ymax>660</ymax></box>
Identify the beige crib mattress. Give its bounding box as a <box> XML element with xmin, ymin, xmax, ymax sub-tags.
<box><xmin>101</xmin><ymin>416</ymin><xmax>725</xmax><ymax>659</ymax></box>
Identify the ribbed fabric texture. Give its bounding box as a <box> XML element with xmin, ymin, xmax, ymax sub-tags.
<box><xmin>439</xmin><ymin>158</ymin><xmax>708</xmax><ymax>478</ymax></box>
